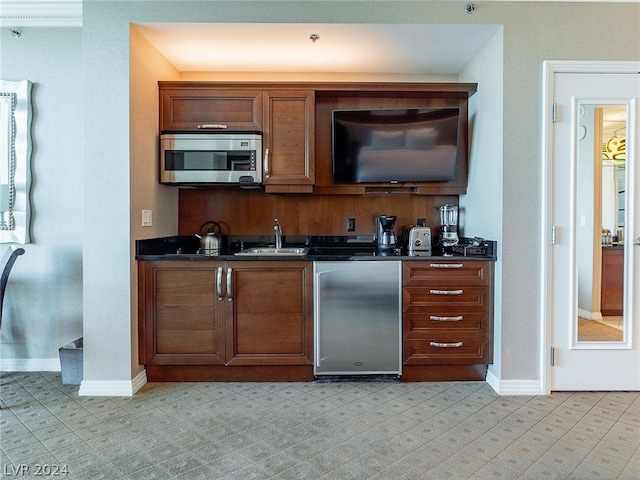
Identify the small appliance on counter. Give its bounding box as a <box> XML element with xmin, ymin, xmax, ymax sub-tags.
<box><xmin>452</xmin><ymin>237</ymin><xmax>487</xmax><ymax>256</ymax></box>
<box><xmin>375</xmin><ymin>215</ymin><xmax>397</xmax><ymax>251</ymax></box>
<box><xmin>403</xmin><ymin>226</ymin><xmax>432</xmax><ymax>256</ymax></box>
<box><xmin>439</xmin><ymin>204</ymin><xmax>459</xmax><ymax>256</ymax></box>
<box><xmin>195</xmin><ymin>221</ymin><xmax>224</xmax><ymax>255</ymax></box>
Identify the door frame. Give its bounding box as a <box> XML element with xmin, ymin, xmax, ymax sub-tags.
<box><xmin>541</xmin><ymin>60</ymin><xmax>640</xmax><ymax>394</ymax></box>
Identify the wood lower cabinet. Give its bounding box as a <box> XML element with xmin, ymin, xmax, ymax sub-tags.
<box><xmin>402</xmin><ymin>260</ymin><xmax>494</xmax><ymax>381</ymax></box>
<box><xmin>138</xmin><ymin>261</ymin><xmax>225</xmax><ymax>366</ymax></box>
<box><xmin>139</xmin><ymin>257</ymin><xmax>495</xmax><ymax>382</ymax></box>
<box><xmin>224</xmin><ymin>261</ymin><xmax>314</xmax><ymax>366</ymax></box>
<box><xmin>138</xmin><ymin>260</ymin><xmax>314</xmax><ymax>381</ymax></box>
<box><xmin>601</xmin><ymin>248</ymin><xmax>624</xmax><ymax>316</ymax></box>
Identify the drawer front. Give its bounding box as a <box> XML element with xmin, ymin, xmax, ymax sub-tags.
<box><xmin>404</xmin><ymin>312</ymin><xmax>488</xmax><ymax>336</ymax></box>
<box><xmin>403</xmin><ymin>337</ymin><xmax>491</xmax><ymax>365</ymax></box>
<box><xmin>403</xmin><ymin>286</ymin><xmax>490</xmax><ymax>313</ymax></box>
<box><xmin>403</xmin><ymin>261</ymin><xmax>490</xmax><ymax>287</ymax></box>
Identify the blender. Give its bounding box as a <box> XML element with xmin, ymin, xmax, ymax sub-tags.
<box><xmin>439</xmin><ymin>204</ymin><xmax>459</xmax><ymax>256</ymax></box>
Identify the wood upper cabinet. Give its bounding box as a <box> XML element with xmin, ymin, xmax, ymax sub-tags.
<box><xmin>160</xmin><ymin>87</ymin><xmax>263</xmax><ymax>131</ymax></box>
<box><xmin>224</xmin><ymin>261</ymin><xmax>314</xmax><ymax>365</ymax></box>
<box><xmin>138</xmin><ymin>261</ymin><xmax>225</xmax><ymax>365</ymax></box>
<box><xmin>402</xmin><ymin>260</ymin><xmax>493</xmax><ymax>366</ymax></box>
<box><xmin>138</xmin><ymin>260</ymin><xmax>313</xmax><ymax>370</ymax></box>
<box><xmin>262</xmin><ymin>90</ymin><xmax>315</xmax><ymax>192</ymax></box>
<box><xmin>159</xmin><ymin>82</ymin><xmax>476</xmax><ymax>194</ymax></box>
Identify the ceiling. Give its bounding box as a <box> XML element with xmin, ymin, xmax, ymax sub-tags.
<box><xmin>134</xmin><ymin>23</ymin><xmax>501</xmax><ymax>74</ymax></box>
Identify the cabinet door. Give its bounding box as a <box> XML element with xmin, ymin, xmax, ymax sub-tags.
<box><xmin>139</xmin><ymin>261</ymin><xmax>225</xmax><ymax>365</ymax></box>
<box><xmin>224</xmin><ymin>261</ymin><xmax>313</xmax><ymax>365</ymax></box>
<box><xmin>160</xmin><ymin>88</ymin><xmax>263</xmax><ymax>131</ymax></box>
<box><xmin>263</xmin><ymin>90</ymin><xmax>315</xmax><ymax>192</ymax></box>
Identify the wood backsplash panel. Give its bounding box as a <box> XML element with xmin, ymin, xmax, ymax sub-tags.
<box><xmin>178</xmin><ymin>189</ymin><xmax>456</xmax><ymax>237</ymax></box>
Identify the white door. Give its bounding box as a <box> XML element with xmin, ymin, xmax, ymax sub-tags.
<box><xmin>548</xmin><ymin>65</ymin><xmax>640</xmax><ymax>391</ymax></box>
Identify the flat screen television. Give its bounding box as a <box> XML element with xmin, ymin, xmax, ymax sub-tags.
<box><xmin>332</xmin><ymin>107</ymin><xmax>460</xmax><ymax>184</ymax></box>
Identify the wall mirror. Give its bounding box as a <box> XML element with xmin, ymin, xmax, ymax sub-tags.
<box><xmin>576</xmin><ymin>103</ymin><xmax>627</xmax><ymax>343</ymax></box>
<box><xmin>0</xmin><ymin>79</ymin><xmax>32</xmax><ymax>244</ymax></box>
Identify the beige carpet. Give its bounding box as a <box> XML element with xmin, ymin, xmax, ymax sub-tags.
<box><xmin>578</xmin><ymin>317</ymin><xmax>624</xmax><ymax>342</ymax></box>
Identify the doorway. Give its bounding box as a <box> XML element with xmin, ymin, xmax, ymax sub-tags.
<box><xmin>542</xmin><ymin>61</ymin><xmax>640</xmax><ymax>392</ymax></box>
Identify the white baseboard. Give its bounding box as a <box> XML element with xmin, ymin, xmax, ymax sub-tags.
<box><xmin>78</xmin><ymin>369</ymin><xmax>147</xmax><ymax>397</ymax></box>
<box><xmin>0</xmin><ymin>358</ymin><xmax>60</xmax><ymax>371</ymax></box>
<box><xmin>486</xmin><ymin>370</ymin><xmax>544</xmax><ymax>395</ymax></box>
<box><xmin>578</xmin><ymin>308</ymin><xmax>603</xmax><ymax>321</ymax></box>
<box><xmin>1</xmin><ymin>364</ymin><xmax>542</xmax><ymax>397</ymax></box>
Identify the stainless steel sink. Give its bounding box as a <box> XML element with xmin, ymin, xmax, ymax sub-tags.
<box><xmin>235</xmin><ymin>247</ymin><xmax>309</xmax><ymax>256</ymax></box>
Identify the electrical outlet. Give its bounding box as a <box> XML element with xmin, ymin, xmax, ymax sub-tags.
<box><xmin>142</xmin><ymin>210</ymin><xmax>152</xmax><ymax>227</ymax></box>
<box><xmin>417</xmin><ymin>218</ymin><xmax>426</xmax><ymax>227</ymax></box>
<box><xmin>346</xmin><ymin>217</ymin><xmax>356</xmax><ymax>232</ymax></box>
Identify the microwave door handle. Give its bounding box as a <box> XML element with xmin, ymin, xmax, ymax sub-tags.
<box><xmin>197</xmin><ymin>124</ymin><xmax>228</xmax><ymax>129</ymax></box>
<box><xmin>264</xmin><ymin>148</ymin><xmax>270</xmax><ymax>178</ymax></box>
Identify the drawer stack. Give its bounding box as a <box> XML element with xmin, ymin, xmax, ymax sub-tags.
<box><xmin>402</xmin><ymin>261</ymin><xmax>493</xmax><ymax>374</ymax></box>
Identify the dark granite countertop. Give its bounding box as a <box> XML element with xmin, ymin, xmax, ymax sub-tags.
<box><xmin>136</xmin><ymin>235</ymin><xmax>497</xmax><ymax>261</ymax></box>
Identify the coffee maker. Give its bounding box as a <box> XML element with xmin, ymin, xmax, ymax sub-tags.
<box><xmin>375</xmin><ymin>215</ymin><xmax>397</xmax><ymax>250</ymax></box>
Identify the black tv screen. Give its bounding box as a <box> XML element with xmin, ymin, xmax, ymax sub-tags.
<box><xmin>332</xmin><ymin>108</ymin><xmax>460</xmax><ymax>184</ymax></box>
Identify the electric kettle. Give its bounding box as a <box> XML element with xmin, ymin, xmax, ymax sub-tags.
<box><xmin>195</xmin><ymin>221</ymin><xmax>223</xmax><ymax>255</ymax></box>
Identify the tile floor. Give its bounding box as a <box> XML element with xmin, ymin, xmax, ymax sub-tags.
<box><xmin>1</xmin><ymin>372</ymin><xmax>639</xmax><ymax>479</ymax></box>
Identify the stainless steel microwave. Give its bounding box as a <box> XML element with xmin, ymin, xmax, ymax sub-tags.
<box><xmin>160</xmin><ymin>132</ymin><xmax>262</xmax><ymax>185</ymax></box>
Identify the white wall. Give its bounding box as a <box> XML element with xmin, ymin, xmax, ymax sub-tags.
<box><xmin>459</xmin><ymin>28</ymin><xmax>504</xmax><ymax>381</ymax></box>
<box><xmin>129</xmin><ymin>25</ymin><xmax>181</xmax><ymax>376</ymax></box>
<box><xmin>0</xmin><ymin>27</ymin><xmax>83</xmax><ymax>370</ymax></box>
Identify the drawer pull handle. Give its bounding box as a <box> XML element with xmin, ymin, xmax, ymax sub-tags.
<box><xmin>430</xmin><ymin>341</ymin><xmax>464</xmax><ymax>348</ymax></box>
<box><xmin>430</xmin><ymin>315</ymin><xmax>464</xmax><ymax>322</ymax></box>
<box><xmin>197</xmin><ymin>124</ymin><xmax>228</xmax><ymax>129</ymax></box>
<box><xmin>429</xmin><ymin>263</ymin><xmax>464</xmax><ymax>269</ymax></box>
<box><xmin>429</xmin><ymin>289</ymin><xmax>463</xmax><ymax>295</ymax></box>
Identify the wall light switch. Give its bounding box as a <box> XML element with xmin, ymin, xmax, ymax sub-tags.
<box><xmin>142</xmin><ymin>209</ymin><xmax>152</xmax><ymax>227</ymax></box>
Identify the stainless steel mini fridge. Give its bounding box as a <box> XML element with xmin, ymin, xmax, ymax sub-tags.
<box><xmin>314</xmin><ymin>261</ymin><xmax>402</xmax><ymax>376</ymax></box>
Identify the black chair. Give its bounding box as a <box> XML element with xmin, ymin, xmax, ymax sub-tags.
<box><xmin>0</xmin><ymin>245</ymin><xmax>24</xmax><ymax>409</ymax></box>
<box><xmin>0</xmin><ymin>244</ymin><xmax>25</xmax><ymax>330</ymax></box>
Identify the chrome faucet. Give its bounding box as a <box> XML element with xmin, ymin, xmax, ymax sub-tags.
<box><xmin>274</xmin><ymin>218</ymin><xmax>283</xmax><ymax>249</ymax></box>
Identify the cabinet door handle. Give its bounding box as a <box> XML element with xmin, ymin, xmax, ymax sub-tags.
<box><xmin>226</xmin><ymin>267</ymin><xmax>233</xmax><ymax>301</ymax></box>
<box><xmin>430</xmin><ymin>315</ymin><xmax>464</xmax><ymax>322</ymax></box>
<box><xmin>216</xmin><ymin>267</ymin><xmax>223</xmax><ymax>300</ymax></box>
<box><xmin>429</xmin><ymin>289</ymin><xmax>464</xmax><ymax>295</ymax></box>
<box><xmin>429</xmin><ymin>263</ymin><xmax>464</xmax><ymax>269</ymax></box>
<box><xmin>197</xmin><ymin>124</ymin><xmax>228</xmax><ymax>129</ymax></box>
<box><xmin>264</xmin><ymin>148</ymin><xmax>270</xmax><ymax>178</ymax></box>
<box><xmin>430</xmin><ymin>341</ymin><xmax>464</xmax><ymax>348</ymax></box>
